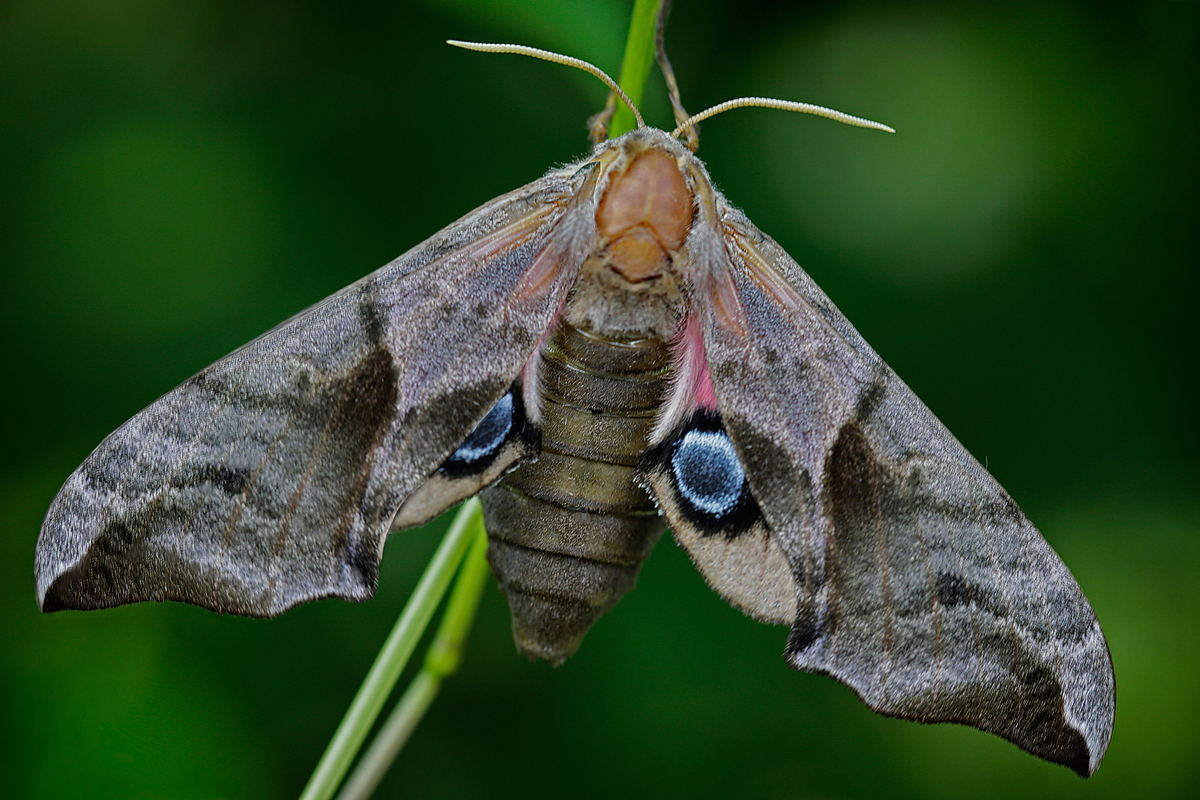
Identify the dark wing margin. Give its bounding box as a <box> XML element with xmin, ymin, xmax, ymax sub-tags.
<box><xmin>36</xmin><ymin>165</ymin><xmax>600</xmax><ymax>617</ymax></box>
<box><xmin>691</xmin><ymin>200</ymin><xmax>1114</xmax><ymax>776</ymax></box>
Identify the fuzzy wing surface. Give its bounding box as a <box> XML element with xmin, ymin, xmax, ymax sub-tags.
<box><xmin>688</xmin><ymin>201</ymin><xmax>1113</xmax><ymax>776</ymax></box>
<box><xmin>36</xmin><ymin>167</ymin><xmax>598</xmax><ymax>616</ymax></box>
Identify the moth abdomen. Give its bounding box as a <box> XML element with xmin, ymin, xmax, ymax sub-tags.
<box><xmin>480</xmin><ymin>319</ymin><xmax>672</xmax><ymax>664</ymax></box>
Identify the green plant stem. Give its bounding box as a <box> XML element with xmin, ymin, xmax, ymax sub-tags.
<box><xmin>333</xmin><ymin>529</ymin><xmax>490</xmax><ymax>800</ymax></box>
<box><xmin>608</xmin><ymin>0</ymin><xmax>664</xmax><ymax>137</ymax></box>
<box><xmin>297</xmin><ymin>498</ymin><xmax>483</xmax><ymax>800</ymax></box>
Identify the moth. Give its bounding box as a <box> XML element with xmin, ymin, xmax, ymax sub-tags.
<box><xmin>35</xmin><ymin>38</ymin><xmax>1114</xmax><ymax>777</ymax></box>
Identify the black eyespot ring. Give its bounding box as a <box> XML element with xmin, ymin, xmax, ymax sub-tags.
<box><xmin>447</xmin><ymin>393</ymin><xmax>513</xmax><ymax>465</ymax></box>
<box><xmin>641</xmin><ymin>408</ymin><xmax>763</xmax><ymax>539</ymax></box>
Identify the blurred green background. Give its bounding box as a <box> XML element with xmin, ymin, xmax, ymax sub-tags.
<box><xmin>3</xmin><ymin>0</ymin><xmax>1197</xmax><ymax>798</ymax></box>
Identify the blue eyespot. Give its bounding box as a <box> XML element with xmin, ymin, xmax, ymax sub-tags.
<box><xmin>671</xmin><ymin>429</ymin><xmax>745</xmax><ymax>518</ymax></box>
<box><xmin>448</xmin><ymin>393</ymin><xmax>513</xmax><ymax>464</ymax></box>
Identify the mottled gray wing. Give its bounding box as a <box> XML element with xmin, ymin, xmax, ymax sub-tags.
<box><xmin>36</xmin><ymin>165</ymin><xmax>600</xmax><ymax>617</ymax></box>
<box><xmin>690</xmin><ymin>202</ymin><xmax>1114</xmax><ymax>776</ymax></box>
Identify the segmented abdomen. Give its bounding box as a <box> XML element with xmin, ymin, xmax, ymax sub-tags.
<box><xmin>480</xmin><ymin>319</ymin><xmax>671</xmax><ymax>663</ymax></box>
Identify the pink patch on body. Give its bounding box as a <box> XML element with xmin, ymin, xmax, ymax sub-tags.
<box><xmin>654</xmin><ymin>313</ymin><xmax>718</xmax><ymax>441</ymax></box>
<box><xmin>679</xmin><ymin>314</ymin><xmax>718</xmax><ymax>411</ymax></box>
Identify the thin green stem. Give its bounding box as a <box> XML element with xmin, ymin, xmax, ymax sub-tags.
<box><xmin>297</xmin><ymin>499</ymin><xmax>483</xmax><ymax>800</ymax></box>
<box><xmin>608</xmin><ymin>0</ymin><xmax>664</xmax><ymax>137</ymax></box>
<box><xmin>333</xmin><ymin>530</ymin><xmax>490</xmax><ymax>800</ymax></box>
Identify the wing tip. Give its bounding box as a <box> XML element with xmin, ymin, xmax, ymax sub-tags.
<box><xmin>784</xmin><ymin>636</ymin><xmax>1113</xmax><ymax>777</ymax></box>
<box><xmin>34</xmin><ymin>539</ymin><xmax>81</xmax><ymax>613</ymax></box>
<box><xmin>1049</xmin><ymin>722</ymin><xmax>1105</xmax><ymax>777</ymax></box>
<box><xmin>1070</xmin><ymin>715</ymin><xmax>1113</xmax><ymax>778</ymax></box>
<box><xmin>38</xmin><ymin>578</ymin><xmax>75</xmax><ymax>613</ymax></box>
<box><xmin>35</xmin><ymin>554</ymin><xmax>117</xmax><ymax>614</ymax></box>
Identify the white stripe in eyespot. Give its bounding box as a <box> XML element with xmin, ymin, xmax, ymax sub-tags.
<box><xmin>449</xmin><ymin>393</ymin><xmax>513</xmax><ymax>463</ymax></box>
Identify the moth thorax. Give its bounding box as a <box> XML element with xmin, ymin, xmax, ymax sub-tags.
<box><xmin>595</xmin><ymin>148</ymin><xmax>692</xmax><ymax>283</ymax></box>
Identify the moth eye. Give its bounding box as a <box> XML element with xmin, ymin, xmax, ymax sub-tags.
<box><xmin>672</xmin><ymin>429</ymin><xmax>745</xmax><ymax>518</ymax></box>
<box><xmin>447</xmin><ymin>392</ymin><xmax>514</xmax><ymax>465</ymax></box>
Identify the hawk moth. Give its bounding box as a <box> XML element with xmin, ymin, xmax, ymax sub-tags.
<box><xmin>34</xmin><ymin>39</ymin><xmax>1114</xmax><ymax>778</ymax></box>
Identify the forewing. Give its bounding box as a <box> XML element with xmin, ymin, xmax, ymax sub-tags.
<box><xmin>36</xmin><ymin>165</ymin><xmax>599</xmax><ymax>617</ymax></box>
<box><xmin>687</xmin><ymin>201</ymin><xmax>1114</xmax><ymax>776</ymax></box>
